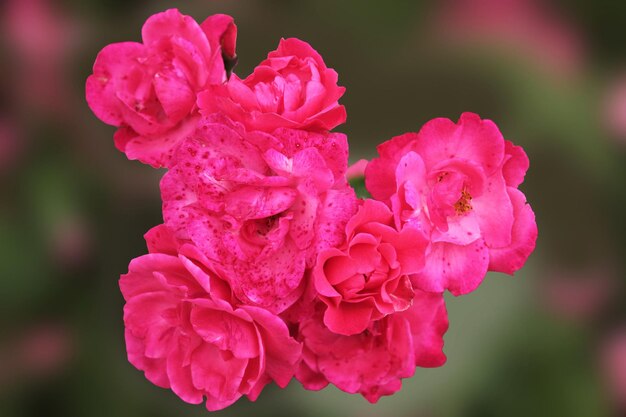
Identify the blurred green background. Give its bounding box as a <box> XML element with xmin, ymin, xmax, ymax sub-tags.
<box><xmin>1</xmin><ymin>0</ymin><xmax>625</xmax><ymax>416</ymax></box>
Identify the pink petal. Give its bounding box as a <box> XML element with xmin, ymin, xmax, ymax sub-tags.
<box><xmin>122</xmin><ymin>114</ymin><xmax>200</xmax><ymax>168</ymax></box>
<box><xmin>243</xmin><ymin>306</ymin><xmax>302</xmax><ymax>387</ymax></box>
<box><xmin>189</xmin><ymin>343</ymin><xmax>248</xmax><ymax>402</ymax></box>
<box><xmin>224</xmin><ymin>186</ymin><xmax>297</xmax><ymax>220</ymax></box>
<box><xmin>125</xmin><ymin>329</ymin><xmax>170</xmax><ymax>388</ymax></box>
<box><xmin>272</xmin><ymin>129</ymin><xmax>350</xmax><ymax>182</ymax></box>
<box><xmin>394</xmin><ymin>226</ymin><xmax>429</xmax><ymax>273</ymax></box>
<box><xmin>394</xmin><ymin>151</ymin><xmax>427</xmax><ymax>190</ymax></box>
<box><xmin>292</xmin><ymin>148</ymin><xmax>335</xmax><ymax>190</ymax></box>
<box><xmin>313</xmin><ymin>248</ymin><xmax>345</xmax><ymax>297</ymax></box>
<box><xmin>472</xmin><ymin>171</ymin><xmax>514</xmax><ymax>248</ymax></box>
<box><xmin>502</xmin><ymin>140</ymin><xmax>530</xmax><ymax>187</ymax></box>
<box><xmin>489</xmin><ymin>187</ymin><xmax>537</xmax><ymax>274</ymax></box>
<box><xmin>201</xmin><ymin>14</ymin><xmax>237</xmax><ymax>59</ymax></box>
<box><xmin>120</xmin><ymin>254</ymin><xmax>184</xmax><ymax>299</ymax></box>
<box><xmin>190</xmin><ymin>302</ymin><xmax>260</xmax><ymax>359</ymax></box>
<box><xmin>313</xmin><ymin>186</ymin><xmax>359</xmax><ymax>254</ymax></box>
<box><xmin>346</xmin><ymin>199</ymin><xmax>393</xmax><ymax>235</ymax></box>
<box><xmin>141</xmin><ymin>9</ymin><xmax>212</xmax><ymax>66</ymax></box>
<box><xmin>323</xmin><ymin>301</ymin><xmax>374</xmax><ymax>336</ymax></box>
<box><xmin>85</xmin><ymin>42</ymin><xmax>145</xmax><ymax>126</ymax></box>
<box><xmin>414</xmin><ymin>113</ymin><xmax>505</xmax><ymax>176</ymax></box>
<box><xmin>165</xmin><ymin>339</ymin><xmax>204</xmax><ymax>404</ymax></box>
<box><xmin>412</xmin><ymin>240</ymin><xmax>489</xmax><ymax>295</ymax></box>
<box><xmin>269</xmin><ymin>38</ymin><xmax>326</xmax><ymax>69</ymax></box>
<box><xmin>152</xmin><ymin>69</ymin><xmax>195</xmax><ymax>121</ymax></box>
<box><xmin>346</xmin><ymin>159</ymin><xmax>368</xmax><ymax>181</ymax></box>
<box><xmin>365</xmin><ymin>132</ymin><xmax>418</xmax><ymax>201</ymax></box>
<box><xmin>402</xmin><ymin>290</ymin><xmax>448</xmax><ymax>367</ymax></box>
<box><xmin>289</xmin><ymin>193</ymin><xmax>319</xmax><ymax>250</ymax></box>
<box><xmin>295</xmin><ymin>352</ymin><xmax>329</xmax><ymax>391</ymax></box>
<box><xmin>144</xmin><ymin>224</ymin><xmax>179</xmax><ymax>255</ymax></box>
<box><xmin>302</xmin><ymin>102</ymin><xmax>347</xmax><ymax>131</ymax></box>
<box><xmin>123</xmin><ymin>292</ymin><xmax>177</xmax><ymax>338</ymax></box>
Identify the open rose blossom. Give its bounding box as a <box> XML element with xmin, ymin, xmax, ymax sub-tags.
<box><xmin>314</xmin><ymin>199</ymin><xmax>428</xmax><ymax>335</ymax></box>
<box><xmin>120</xmin><ymin>225</ymin><xmax>301</xmax><ymax>411</ymax></box>
<box><xmin>86</xmin><ymin>9</ymin><xmax>237</xmax><ymax>167</ymax></box>
<box><xmin>87</xmin><ymin>8</ymin><xmax>537</xmax><ymax>409</ymax></box>
<box><xmin>296</xmin><ymin>292</ymin><xmax>448</xmax><ymax>402</ymax></box>
<box><xmin>160</xmin><ymin>115</ymin><xmax>358</xmax><ymax>313</ymax></box>
<box><xmin>366</xmin><ymin>112</ymin><xmax>537</xmax><ymax>295</ymax></box>
<box><xmin>198</xmin><ymin>38</ymin><xmax>346</xmax><ymax>132</ymax></box>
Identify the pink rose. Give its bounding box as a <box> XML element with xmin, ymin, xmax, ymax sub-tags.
<box><xmin>120</xmin><ymin>225</ymin><xmax>302</xmax><ymax>411</ymax></box>
<box><xmin>604</xmin><ymin>74</ymin><xmax>626</xmax><ymax>141</ymax></box>
<box><xmin>160</xmin><ymin>116</ymin><xmax>358</xmax><ymax>313</ymax></box>
<box><xmin>434</xmin><ymin>0</ymin><xmax>584</xmax><ymax>77</ymax></box>
<box><xmin>314</xmin><ymin>199</ymin><xmax>428</xmax><ymax>335</ymax></box>
<box><xmin>86</xmin><ymin>9</ymin><xmax>237</xmax><ymax>167</ymax></box>
<box><xmin>5</xmin><ymin>0</ymin><xmax>81</xmax><ymax>115</ymax></box>
<box><xmin>296</xmin><ymin>291</ymin><xmax>448</xmax><ymax>402</ymax></box>
<box><xmin>366</xmin><ymin>112</ymin><xmax>537</xmax><ymax>295</ymax></box>
<box><xmin>601</xmin><ymin>328</ymin><xmax>626</xmax><ymax>411</ymax></box>
<box><xmin>198</xmin><ymin>38</ymin><xmax>346</xmax><ymax>132</ymax></box>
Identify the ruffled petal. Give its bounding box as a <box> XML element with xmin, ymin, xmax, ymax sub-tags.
<box><xmin>412</xmin><ymin>240</ymin><xmax>489</xmax><ymax>295</ymax></box>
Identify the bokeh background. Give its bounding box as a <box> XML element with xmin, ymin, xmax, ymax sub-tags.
<box><xmin>1</xmin><ymin>0</ymin><xmax>625</xmax><ymax>416</ymax></box>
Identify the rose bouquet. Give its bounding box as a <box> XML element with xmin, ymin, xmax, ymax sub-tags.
<box><xmin>86</xmin><ymin>9</ymin><xmax>537</xmax><ymax>411</ymax></box>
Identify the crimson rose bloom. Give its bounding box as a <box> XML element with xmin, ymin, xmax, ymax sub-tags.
<box><xmin>160</xmin><ymin>116</ymin><xmax>357</xmax><ymax>313</ymax></box>
<box><xmin>314</xmin><ymin>199</ymin><xmax>428</xmax><ymax>335</ymax></box>
<box><xmin>84</xmin><ymin>6</ymin><xmax>540</xmax><ymax>410</ymax></box>
<box><xmin>366</xmin><ymin>112</ymin><xmax>537</xmax><ymax>295</ymax></box>
<box><xmin>198</xmin><ymin>38</ymin><xmax>346</xmax><ymax>132</ymax></box>
<box><xmin>120</xmin><ymin>225</ymin><xmax>301</xmax><ymax>411</ymax></box>
<box><xmin>296</xmin><ymin>292</ymin><xmax>448</xmax><ymax>403</ymax></box>
<box><xmin>86</xmin><ymin>9</ymin><xmax>237</xmax><ymax>167</ymax></box>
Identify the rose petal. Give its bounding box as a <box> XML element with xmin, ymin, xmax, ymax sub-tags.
<box><xmin>412</xmin><ymin>240</ymin><xmax>489</xmax><ymax>295</ymax></box>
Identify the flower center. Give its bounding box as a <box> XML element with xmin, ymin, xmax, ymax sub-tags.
<box><xmin>254</xmin><ymin>214</ymin><xmax>280</xmax><ymax>236</ymax></box>
<box><xmin>239</xmin><ymin>214</ymin><xmax>282</xmax><ymax>248</ymax></box>
<box><xmin>454</xmin><ymin>188</ymin><xmax>472</xmax><ymax>215</ymax></box>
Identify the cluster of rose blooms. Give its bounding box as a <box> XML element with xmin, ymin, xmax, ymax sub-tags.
<box><xmin>86</xmin><ymin>9</ymin><xmax>537</xmax><ymax>411</ymax></box>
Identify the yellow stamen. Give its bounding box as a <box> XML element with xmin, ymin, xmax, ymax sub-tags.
<box><xmin>454</xmin><ymin>189</ymin><xmax>472</xmax><ymax>215</ymax></box>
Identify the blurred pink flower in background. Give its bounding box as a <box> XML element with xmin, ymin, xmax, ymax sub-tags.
<box><xmin>49</xmin><ymin>214</ymin><xmax>93</xmax><ymax>269</ymax></box>
<box><xmin>3</xmin><ymin>0</ymin><xmax>82</xmax><ymax>114</ymax></box>
<box><xmin>18</xmin><ymin>323</ymin><xmax>74</xmax><ymax>376</ymax></box>
<box><xmin>540</xmin><ymin>266</ymin><xmax>616</xmax><ymax>323</ymax></box>
<box><xmin>0</xmin><ymin>323</ymin><xmax>74</xmax><ymax>388</ymax></box>
<box><xmin>433</xmin><ymin>0</ymin><xmax>585</xmax><ymax>77</ymax></box>
<box><xmin>604</xmin><ymin>73</ymin><xmax>626</xmax><ymax>140</ymax></box>
<box><xmin>600</xmin><ymin>327</ymin><xmax>626</xmax><ymax>412</ymax></box>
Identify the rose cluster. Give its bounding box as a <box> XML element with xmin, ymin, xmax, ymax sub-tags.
<box><xmin>86</xmin><ymin>9</ymin><xmax>537</xmax><ymax>411</ymax></box>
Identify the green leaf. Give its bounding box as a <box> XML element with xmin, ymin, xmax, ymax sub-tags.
<box><xmin>348</xmin><ymin>176</ymin><xmax>370</xmax><ymax>199</ymax></box>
